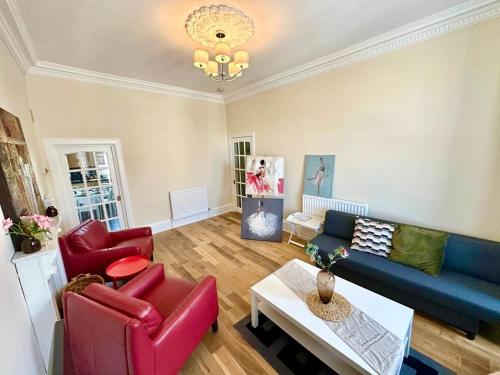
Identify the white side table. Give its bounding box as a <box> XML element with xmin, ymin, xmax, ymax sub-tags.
<box><xmin>286</xmin><ymin>212</ymin><xmax>324</xmax><ymax>247</ymax></box>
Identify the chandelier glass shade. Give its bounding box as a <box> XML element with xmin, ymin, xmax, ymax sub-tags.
<box><xmin>185</xmin><ymin>5</ymin><xmax>254</xmax><ymax>81</ymax></box>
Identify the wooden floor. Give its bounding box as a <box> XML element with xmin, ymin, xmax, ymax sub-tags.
<box><xmin>153</xmin><ymin>212</ymin><xmax>500</xmax><ymax>375</ymax></box>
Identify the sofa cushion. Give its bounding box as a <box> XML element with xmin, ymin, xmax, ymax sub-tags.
<box><xmin>335</xmin><ymin>249</ymin><xmax>500</xmax><ymax>322</ymax></box>
<box><xmin>323</xmin><ymin>210</ymin><xmax>356</xmax><ymax>241</ymax></box>
<box><xmin>351</xmin><ymin>217</ymin><xmax>396</xmax><ymax>257</ymax></box>
<box><xmin>70</xmin><ymin>220</ymin><xmax>112</xmax><ymax>253</ymax></box>
<box><xmin>443</xmin><ymin>234</ymin><xmax>500</xmax><ymax>284</ymax></box>
<box><xmin>390</xmin><ymin>224</ymin><xmax>448</xmax><ymax>276</ymax></box>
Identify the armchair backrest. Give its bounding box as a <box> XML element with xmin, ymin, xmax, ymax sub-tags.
<box><xmin>69</xmin><ymin>220</ymin><xmax>113</xmax><ymax>253</ymax></box>
<box><xmin>63</xmin><ymin>286</ymin><xmax>160</xmax><ymax>375</ymax></box>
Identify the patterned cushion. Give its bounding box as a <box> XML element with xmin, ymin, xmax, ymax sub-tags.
<box><xmin>351</xmin><ymin>217</ymin><xmax>396</xmax><ymax>257</ymax></box>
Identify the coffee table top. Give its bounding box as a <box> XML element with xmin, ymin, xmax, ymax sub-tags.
<box><xmin>106</xmin><ymin>255</ymin><xmax>150</xmax><ymax>279</ymax></box>
<box><xmin>251</xmin><ymin>258</ymin><xmax>413</xmax><ymax>375</ymax></box>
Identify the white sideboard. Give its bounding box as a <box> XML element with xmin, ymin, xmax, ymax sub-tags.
<box><xmin>12</xmin><ymin>238</ymin><xmax>67</xmax><ymax>374</ymax></box>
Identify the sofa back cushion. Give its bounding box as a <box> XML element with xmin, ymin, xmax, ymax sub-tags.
<box><xmin>82</xmin><ymin>283</ymin><xmax>164</xmax><ymax>336</ymax></box>
<box><xmin>389</xmin><ymin>224</ymin><xmax>448</xmax><ymax>277</ymax></box>
<box><xmin>323</xmin><ymin>210</ymin><xmax>356</xmax><ymax>240</ymax></box>
<box><xmin>70</xmin><ymin>220</ymin><xmax>112</xmax><ymax>253</ymax></box>
<box><xmin>443</xmin><ymin>234</ymin><xmax>500</xmax><ymax>284</ymax></box>
<box><xmin>351</xmin><ymin>217</ymin><xmax>396</xmax><ymax>257</ymax></box>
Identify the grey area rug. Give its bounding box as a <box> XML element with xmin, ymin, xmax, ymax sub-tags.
<box><xmin>234</xmin><ymin>313</ymin><xmax>455</xmax><ymax>375</ymax></box>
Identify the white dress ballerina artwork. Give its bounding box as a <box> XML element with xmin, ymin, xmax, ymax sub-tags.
<box><xmin>241</xmin><ymin>198</ymin><xmax>283</xmax><ymax>242</ymax></box>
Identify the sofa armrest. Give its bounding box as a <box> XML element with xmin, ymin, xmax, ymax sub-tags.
<box><xmin>110</xmin><ymin>227</ymin><xmax>152</xmax><ymax>243</ymax></box>
<box><xmin>119</xmin><ymin>263</ymin><xmax>165</xmax><ymax>298</ymax></box>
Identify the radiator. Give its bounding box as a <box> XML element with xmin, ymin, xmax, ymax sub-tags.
<box><xmin>302</xmin><ymin>194</ymin><xmax>368</xmax><ymax>217</ymax></box>
<box><xmin>170</xmin><ymin>186</ymin><xmax>209</xmax><ymax>222</ymax></box>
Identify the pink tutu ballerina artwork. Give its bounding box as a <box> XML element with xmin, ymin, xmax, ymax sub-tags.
<box><xmin>245</xmin><ymin>156</ymin><xmax>284</xmax><ymax>197</ymax></box>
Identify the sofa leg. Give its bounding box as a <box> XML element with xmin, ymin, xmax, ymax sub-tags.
<box><xmin>211</xmin><ymin>319</ymin><xmax>219</xmax><ymax>333</ymax></box>
<box><xmin>466</xmin><ymin>331</ymin><xmax>476</xmax><ymax>340</ymax></box>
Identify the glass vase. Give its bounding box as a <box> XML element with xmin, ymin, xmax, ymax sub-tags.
<box><xmin>316</xmin><ymin>268</ymin><xmax>335</xmax><ymax>304</ymax></box>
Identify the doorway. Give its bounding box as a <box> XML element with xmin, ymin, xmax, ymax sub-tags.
<box><xmin>45</xmin><ymin>140</ymin><xmax>131</xmax><ymax>231</ymax></box>
<box><xmin>230</xmin><ymin>134</ymin><xmax>254</xmax><ymax>211</ymax></box>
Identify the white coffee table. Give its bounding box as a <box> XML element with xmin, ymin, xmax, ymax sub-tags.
<box><xmin>250</xmin><ymin>259</ymin><xmax>413</xmax><ymax>375</ymax></box>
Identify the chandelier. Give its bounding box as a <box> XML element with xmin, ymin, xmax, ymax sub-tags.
<box><xmin>185</xmin><ymin>5</ymin><xmax>254</xmax><ymax>82</ymax></box>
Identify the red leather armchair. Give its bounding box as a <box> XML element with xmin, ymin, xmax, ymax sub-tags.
<box><xmin>63</xmin><ymin>263</ymin><xmax>219</xmax><ymax>375</ymax></box>
<box><xmin>59</xmin><ymin>220</ymin><xmax>154</xmax><ymax>280</ymax></box>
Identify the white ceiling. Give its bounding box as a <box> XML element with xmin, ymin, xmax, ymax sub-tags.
<box><xmin>10</xmin><ymin>0</ymin><xmax>477</xmax><ymax>94</ymax></box>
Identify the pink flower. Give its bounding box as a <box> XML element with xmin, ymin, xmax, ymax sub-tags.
<box><xmin>33</xmin><ymin>214</ymin><xmax>52</xmax><ymax>229</ymax></box>
<box><xmin>341</xmin><ymin>248</ymin><xmax>349</xmax><ymax>258</ymax></box>
<box><xmin>2</xmin><ymin>218</ymin><xmax>13</xmax><ymax>231</ymax></box>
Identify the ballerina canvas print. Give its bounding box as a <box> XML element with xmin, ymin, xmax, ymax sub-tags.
<box><xmin>241</xmin><ymin>197</ymin><xmax>283</xmax><ymax>242</ymax></box>
<box><xmin>245</xmin><ymin>156</ymin><xmax>284</xmax><ymax>197</ymax></box>
<box><xmin>303</xmin><ymin>155</ymin><xmax>335</xmax><ymax>198</ymax></box>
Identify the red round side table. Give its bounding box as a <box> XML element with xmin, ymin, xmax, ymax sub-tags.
<box><xmin>106</xmin><ymin>255</ymin><xmax>150</xmax><ymax>289</ymax></box>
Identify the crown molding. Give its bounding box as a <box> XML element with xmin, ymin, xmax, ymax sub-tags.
<box><xmin>224</xmin><ymin>0</ymin><xmax>500</xmax><ymax>103</ymax></box>
<box><xmin>28</xmin><ymin>62</ymin><xmax>225</xmax><ymax>103</ymax></box>
<box><xmin>5</xmin><ymin>0</ymin><xmax>37</xmax><ymax>63</ymax></box>
<box><xmin>0</xmin><ymin>1</ymin><xmax>33</xmax><ymax>72</ymax></box>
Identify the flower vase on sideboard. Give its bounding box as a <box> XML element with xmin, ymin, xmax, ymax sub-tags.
<box><xmin>21</xmin><ymin>237</ymin><xmax>42</xmax><ymax>254</ymax></box>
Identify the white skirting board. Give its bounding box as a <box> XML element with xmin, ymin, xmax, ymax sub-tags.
<box><xmin>149</xmin><ymin>203</ymin><xmax>234</xmax><ymax>234</ymax></box>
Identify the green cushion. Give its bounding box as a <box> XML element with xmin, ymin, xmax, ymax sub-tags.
<box><xmin>389</xmin><ymin>224</ymin><xmax>448</xmax><ymax>277</ymax></box>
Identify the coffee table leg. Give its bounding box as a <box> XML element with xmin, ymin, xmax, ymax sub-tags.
<box><xmin>251</xmin><ymin>291</ymin><xmax>259</xmax><ymax>328</ymax></box>
<box><xmin>405</xmin><ymin>315</ymin><xmax>413</xmax><ymax>357</ymax></box>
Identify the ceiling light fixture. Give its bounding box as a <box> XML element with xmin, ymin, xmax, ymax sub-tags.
<box><xmin>185</xmin><ymin>5</ymin><xmax>254</xmax><ymax>82</ymax></box>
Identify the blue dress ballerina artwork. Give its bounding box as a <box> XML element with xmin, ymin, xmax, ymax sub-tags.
<box><xmin>303</xmin><ymin>155</ymin><xmax>335</xmax><ymax>198</ymax></box>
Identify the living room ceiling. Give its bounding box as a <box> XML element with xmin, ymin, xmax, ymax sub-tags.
<box><xmin>8</xmin><ymin>0</ymin><xmax>479</xmax><ymax>96</ymax></box>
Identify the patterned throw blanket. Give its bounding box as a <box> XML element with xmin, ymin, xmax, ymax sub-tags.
<box><xmin>274</xmin><ymin>261</ymin><xmax>404</xmax><ymax>375</ymax></box>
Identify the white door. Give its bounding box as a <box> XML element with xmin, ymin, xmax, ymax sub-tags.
<box><xmin>56</xmin><ymin>145</ymin><xmax>127</xmax><ymax>231</ymax></box>
<box><xmin>230</xmin><ymin>135</ymin><xmax>253</xmax><ymax>211</ymax></box>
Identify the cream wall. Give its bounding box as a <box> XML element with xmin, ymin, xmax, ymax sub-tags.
<box><xmin>26</xmin><ymin>75</ymin><xmax>232</xmax><ymax>227</ymax></box>
<box><xmin>226</xmin><ymin>18</ymin><xmax>500</xmax><ymax>241</ymax></box>
<box><xmin>0</xmin><ymin>39</ymin><xmax>45</xmax><ymax>374</ymax></box>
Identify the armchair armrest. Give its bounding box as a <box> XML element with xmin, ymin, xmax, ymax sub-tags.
<box><xmin>110</xmin><ymin>227</ymin><xmax>152</xmax><ymax>243</ymax></box>
<box><xmin>153</xmin><ymin>276</ymin><xmax>218</xmax><ymax>345</ymax></box>
<box><xmin>78</xmin><ymin>246</ymin><xmax>142</xmax><ymax>276</ymax></box>
<box><xmin>119</xmin><ymin>263</ymin><xmax>165</xmax><ymax>298</ymax></box>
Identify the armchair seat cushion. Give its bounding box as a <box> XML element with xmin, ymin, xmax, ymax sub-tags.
<box><xmin>115</xmin><ymin>237</ymin><xmax>154</xmax><ymax>259</ymax></box>
<box><xmin>141</xmin><ymin>276</ymin><xmax>197</xmax><ymax>318</ymax></box>
<box><xmin>336</xmin><ymin>249</ymin><xmax>500</xmax><ymax>322</ymax></box>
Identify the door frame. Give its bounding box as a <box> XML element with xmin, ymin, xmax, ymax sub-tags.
<box><xmin>43</xmin><ymin>138</ymin><xmax>135</xmax><ymax>230</ymax></box>
<box><xmin>228</xmin><ymin>132</ymin><xmax>255</xmax><ymax>212</ymax></box>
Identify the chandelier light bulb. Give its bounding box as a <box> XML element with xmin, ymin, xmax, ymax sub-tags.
<box><xmin>206</xmin><ymin>61</ymin><xmax>218</xmax><ymax>77</ymax></box>
<box><xmin>228</xmin><ymin>62</ymin><xmax>242</xmax><ymax>77</ymax></box>
<box><xmin>193</xmin><ymin>50</ymin><xmax>209</xmax><ymax>69</ymax></box>
<box><xmin>215</xmin><ymin>42</ymin><xmax>231</xmax><ymax>63</ymax></box>
<box><xmin>234</xmin><ymin>51</ymin><xmax>249</xmax><ymax>69</ymax></box>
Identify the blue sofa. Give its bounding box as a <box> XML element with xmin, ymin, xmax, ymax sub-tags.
<box><xmin>310</xmin><ymin>210</ymin><xmax>500</xmax><ymax>339</ymax></box>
